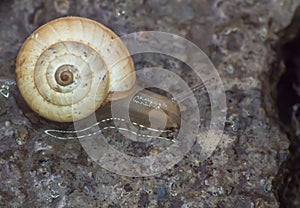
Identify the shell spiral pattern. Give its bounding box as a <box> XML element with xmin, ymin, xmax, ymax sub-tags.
<box><xmin>16</xmin><ymin>17</ymin><xmax>136</xmax><ymax>122</ymax></box>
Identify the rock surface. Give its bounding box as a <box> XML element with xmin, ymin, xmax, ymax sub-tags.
<box><xmin>0</xmin><ymin>0</ymin><xmax>298</xmax><ymax>207</ymax></box>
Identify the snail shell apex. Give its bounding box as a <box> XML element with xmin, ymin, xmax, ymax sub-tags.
<box><xmin>16</xmin><ymin>16</ymin><xmax>136</xmax><ymax>122</ymax></box>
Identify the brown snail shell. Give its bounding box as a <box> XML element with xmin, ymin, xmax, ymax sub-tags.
<box><xmin>16</xmin><ymin>16</ymin><xmax>136</xmax><ymax>122</ymax></box>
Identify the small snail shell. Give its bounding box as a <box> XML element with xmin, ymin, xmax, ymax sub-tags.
<box><xmin>16</xmin><ymin>16</ymin><xmax>135</xmax><ymax>122</ymax></box>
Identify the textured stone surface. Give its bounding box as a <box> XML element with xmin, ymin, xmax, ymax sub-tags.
<box><xmin>0</xmin><ymin>0</ymin><xmax>298</xmax><ymax>207</ymax></box>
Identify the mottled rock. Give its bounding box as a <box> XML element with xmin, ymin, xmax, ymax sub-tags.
<box><xmin>0</xmin><ymin>0</ymin><xmax>298</xmax><ymax>207</ymax></box>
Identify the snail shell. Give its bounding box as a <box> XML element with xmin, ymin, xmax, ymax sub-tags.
<box><xmin>16</xmin><ymin>16</ymin><xmax>135</xmax><ymax>122</ymax></box>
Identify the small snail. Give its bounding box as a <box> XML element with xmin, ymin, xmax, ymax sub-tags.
<box><xmin>16</xmin><ymin>16</ymin><xmax>180</xmax><ymax>129</ymax></box>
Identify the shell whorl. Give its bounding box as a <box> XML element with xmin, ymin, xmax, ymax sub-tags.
<box><xmin>16</xmin><ymin>16</ymin><xmax>136</xmax><ymax>122</ymax></box>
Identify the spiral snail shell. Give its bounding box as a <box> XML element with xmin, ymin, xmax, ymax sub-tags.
<box><xmin>16</xmin><ymin>16</ymin><xmax>136</xmax><ymax>122</ymax></box>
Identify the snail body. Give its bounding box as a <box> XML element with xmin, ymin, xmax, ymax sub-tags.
<box><xmin>16</xmin><ymin>16</ymin><xmax>135</xmax><ymax>122</ymax></box>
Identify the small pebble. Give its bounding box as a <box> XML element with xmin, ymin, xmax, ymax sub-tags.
<box><xmin>15</xmin><ymin>126</ymin><xmax>29</xmax><ymax>145</ymax></box>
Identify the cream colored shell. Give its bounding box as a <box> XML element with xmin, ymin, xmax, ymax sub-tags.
<box><xmin>16</xmin><ymin>16</ymin><xmax>136</xmax><ymax>122</ymax></box>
